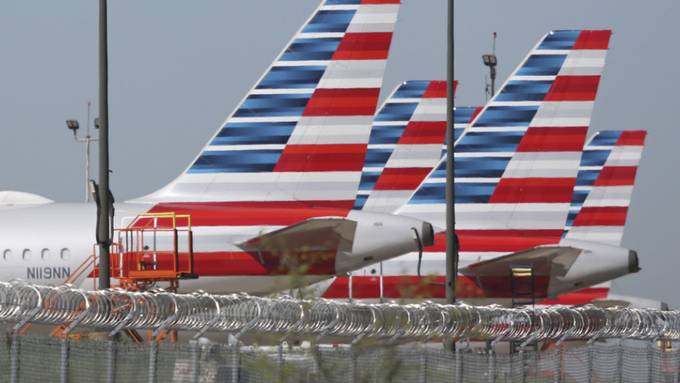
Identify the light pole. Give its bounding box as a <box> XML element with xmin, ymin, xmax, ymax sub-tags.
<box><xmin>65</xmin><ymin>102</ymin><xmax>98</xmax><ymax>202</ymax></box>
<box><xmin>445</xmin><ymin>0</ymin><xmax>459</xmax><ymax>306</ymax></box>
<box><xmin>483</xmin><ymin>32</ymin><xmax>498</xmax><ymax>100</ymax></box>
<box><xmin>97</xmin><ymin>0</ymin><xmax>112</xmax><ymax>290</ymax></box>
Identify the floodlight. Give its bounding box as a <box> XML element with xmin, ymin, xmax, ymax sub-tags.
<box><xmin>482</xmin><ymin>54</ymin><xmax>497</xmax><ymax>67</ymax></box>
<box><xmin>66</xmin><ymin>119</ymin><xmax>80</xmax><ymax>132</ymax></box>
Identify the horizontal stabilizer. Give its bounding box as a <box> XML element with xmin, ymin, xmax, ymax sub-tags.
<box><xmin>237</xmin><ymin>217</ymin><xmax>357</xmax><ymax>274</ymax></box>
<box><xmin>460</xmin><ymin>245</ymin><xmax>583</xmax><ymax>298</ymax></box>
<box><xmin>462</xmin><ymin>246</ymin><xmax>582</xmax><ymax>278</ymax></box>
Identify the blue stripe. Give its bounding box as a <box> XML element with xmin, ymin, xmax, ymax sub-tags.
<box><xmin>373</xmin><ymin>102</ymin><xmax>418</xmax><ymax>122</ymax></box>
<box><xmin>354</xmin><ymin>195</ymin><xmax>368</xmax><ymax>209</ymax></box>
<box><xmin>576</xmin><ymin>169</ymin><xmax>600</xmax><ymax>186</ymax></box>
<box><xmin>364</xmin><ymin>149</ymin><xmax>393</xmax><ymax>168</ymax></box>
<box><xmin>257</xmin><ymin>66</ymin><xmax>326</xmax><ymax>89</ymax></box>
<box><xmin>234</xmin><ymin>93</ymin><xmax>311</xmax><ymax>117</ymax></box>
<box><xmin>538</xmin><ymin>30</ymin><xmax>580</xmax><ymax>50</ymax></box>
<box><xmin>211</xmin><ymin>122</ymin><xmax>296</xmax><ymax>146</ymax></box>
<box><xmin>392</xmin><ymin>81</ymin><xmax>430</xmax><ymax>99</ymax></box>
<box><xmin>368</xmin><ymin>125</ymin><xmax>407</xmax><ymax>145</ymax></box>
<box><xmin>280</xmin><ymin>38</ymin><xmax>342</xmax><ymax>61</ymax></box>
<box><xmin>325</xmin><ymin>0</ymin><xmax>361</xmax><ymax>4</ymax></box>
<box><xmin>590</xmin><ymin>131</ymin><xmax>621</xmax><ymax>146</ymax></box>
<box><xmin>303</xmin><ymin>10</ymin><xmax>355</xmax><ymax>33</ymax></box>
<box><xmin>454</xmin><ymin>107</ymin><xmax>478</xmax><ymax>124</ymax></box>
<box><xmin>409</xmin><ymin>182</ymin><xmax>496</xmax><ymax>204</ymax></box>
<box><xmin>189</xmin><ymin>150</ymin><xmax>282</xmax><ymax>173</ymax></box>
<box><xmin>570</xmin><ymin>189</ymin><xmax>589</xmax><ymax>206</ymax></box>
<box><xmin>473</xmin><ymin>106</ymin><xmax>538</xmax><ymax>127</ymax></box>
<box><xmin>358</xmin><ymin>171</ymin><xmax>380</xmax><ymax>191</ymax></box>
<box><xmin>495</xmin><ymin>80</ymin><xmax>552</xmax><ymax>102</ymax></box>
<box><xmin>517</xmin><ymin>55</ymin><xmax>567</xmax><ymax>76</ymax></box>
<box><xmin>456</xmin><ymin>131</ymin><xmax>526</xmax><ymax>153</ymax></box>
<box><xmin>580</xmin><ymin>149</ymin><xmax>610</xmax><ymax>167</ymax></box>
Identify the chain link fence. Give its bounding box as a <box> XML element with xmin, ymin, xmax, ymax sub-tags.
<box><xmin>0</xmin><ymin>333</ymin><xmax>678</xmax><ymax>383</ymax></box>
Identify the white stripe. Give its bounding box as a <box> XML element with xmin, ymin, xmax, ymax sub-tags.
<box><xmin>175</xmin><ymin>171</ymin><xmax>361</xmax><ymax>184</ymax></box>
<box><xmin>249</xmin><ymin>88</ymin><xmax>315</xmax><ymax>95</ymax></box>
<box><xmin>275</xmin><ymin>60</ymin><xmax>329</xmax><ymax>67</ymax></box>
<box><xmin>512</xmin><ymin>75</ymin><xmax>557</xmax><ymax>81</ymax></box>
<box><xmin>466</xmin><ymin>126</ymin><xmax>528</xmax><ymax>133</ymax></box>
<box><xmin>297</xmin><ymin>32</ymin><xmax>345</xmax><ymax>39</ymax></box>
<box><xmin>455</xmin><ymin>152</ymin><xmax>514</xmax><ymax>158</ymax></box>
<box><xmin>229</xmin><ymin>116</ymin><xmax>300</xmax><ymax>123</ymax></box>
<box><xmin>320</xmin><ymin>4</ymin><xmax>359</xmax><ymax>11</ymax></box>
<box><xmin>372</xmin><ymin>121</ymin><xmax>408</xmax><ymax>126</ymax></box>
<box><xmin>204</xmin><ymin>144</ymin><xmax>285</xmax><ymax>152</ymax></box>
<box><xmin>424</xmin><ymin>178</ymin><xmax>500</xmax><ymax>184</ymax></box>
<box><xmin>489</xmin><ymin>101</ymin><xmax>542</xmax><ymax>107</ymax></box>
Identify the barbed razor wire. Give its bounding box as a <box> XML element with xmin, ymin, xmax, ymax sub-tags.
<box><xmin>0</xmin><ymin>281</ymin><xmax>676</xmax><ymax>343</ymax></box>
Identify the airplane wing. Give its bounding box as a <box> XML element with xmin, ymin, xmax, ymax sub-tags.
<box><xmin>237</xmin><ymin>217</ymin><xmax>357</xmax><ymax>275</ymax></box>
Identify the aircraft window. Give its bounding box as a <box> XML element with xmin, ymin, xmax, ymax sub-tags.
<box><xmin>22</xmin><ymin>249</ymin><xmax>31</xmax><ymax>261</ymax></box>
<box><xmin>2</xmin><ymin>249</ymin><xmax>11</xmax><ymax>260</ymax></box>
<box><xmin>60</xmin><ymin>248</ymin><xmax>70</xmax><ymax>260</ymax></box>
<box><xmin>41</xmin><ymin>248</ymin><xmax>50</xmax><ymax>260</ymax></box>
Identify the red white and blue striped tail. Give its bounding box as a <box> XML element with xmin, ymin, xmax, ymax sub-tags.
<box><xmin>134</xmin><ymin>0</ymin><xmax>401</xmax><ymax>208</ymax></box>
<box><xmin>564</xmin><ymin>130</ymin><xmax>647</xmax><ymax>245</ymax></box>
<box><xmin>354</xmin><ymin>80</ymin><xmax>479</xmax><ymax>213</ymax></box>
<box><xmin>398</xmin><ymin>30</ymin><xmax>612</xmax><ymax>239</ymax></box>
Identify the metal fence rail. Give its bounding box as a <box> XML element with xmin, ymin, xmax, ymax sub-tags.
<box><xmin>0</xmin><ymin>281</ymin><xmax>677</xmax><ymax>343</ymax></box>
<box><xmin>0</xmin><ymin>333</ymin><xmax>678</xmax><ymax>383</ymax></box>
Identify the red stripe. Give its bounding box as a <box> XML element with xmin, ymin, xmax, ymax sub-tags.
<box><xmin>112</xmin><ymin>251</ymin><xmax>336</xmax><ymax>276</ymax></box>
<box><xmin>489</xmin><ymin>178</ymin><xmax>576</xmax><ymax>203</ymax></box>
<box><xmin>594</xmin><ymin>166</ymin><xmax>638</xmax><ymax>186</ymax></box>
<box><xmin>616</xmin><ymin>131</ymin><xmax>646</xmax><ymax>146</ymax></box>
<box><xmin>322</xmin><ymin>275</ymin><xmax>550</xmax><ymax>299</ymax></box>
<box><xmin>572</xmin><ymin>206</ymin><xmax>628</xmax><ymax>226</ymax></box>
<box><xmin>544</xmin><ymin>76</ymin><xmax>601</xmax><ymax>101</ymax></box>
<box><xmin>540</xmin><ymin>287</ymin><xmax>610</xmax><ymax>305</ymax></box>
<box><xmin>274</xmin><ymin>143</ymin><xmax>366</xmax><ymax>172</ymax></box>
<box><xmin>397</xmin><ymin>121</ymin><xmax>446</xmax><ymax>144</ymax></box>
<box><xmin>373</xmin><ymin>167</ymin><xmax>431</xmax><ymax>190</ymax></box>
<box><xmin>516</xmin><ymin>127</ymin><xmax>587</xmax><ymax>152</ymax></box>
<box><xmin>572</xmin><ymin>30</ymin><xmax>612</xmax><ymax>50</ymax></box>
<box><xmin>303</xmin><ymin>88</ymin><xmax>380</xmax><ymax>116</ymax></box>
<box><xmin>425</xmin><ymin>230</ymin><xmax>562</xmax><ymax>253</ymax></box>
<box><xmin>422</xmin><ymin>80</ymin><xmax>456</xmax><ymax>98</ymax></box>
<box><xmin>332</xmin><ymin>32</ymin><xmax>393</xmax><ymax>60</ymax></box>
<box><xmin>138</xmin><ymin>202</ymin><xmax>350</xmax><ymax>227</ymax></box>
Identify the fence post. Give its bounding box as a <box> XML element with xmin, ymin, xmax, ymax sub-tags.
<box><xmin>648</xmin><ymin>340</ymin><xmax>655</xmax><ymax>383</ymax></box>
<box><xmin>9</xmin><ymin>333</ymin><xmax>19</xmax><ymax>383</ymax></box>
<box><xmin>419</xmin><ymin>343</ymin><xmax>427</xmax><ymax>383</ymax></box>
<box><xmin>106</xmin><ymin>340</ymin><xmax>116</xmax><ymax>383</ymax></box>
<box><xmin>488</xmin><ymin>349</ymin><xmax>496</xmax><ymax>383</ymax></box>
<box><xmin>456</xmin><ymin>341</ymin><xmax>465</xmax><ymax>383</ymax></box>
<box><xmin>616</xmin><ymin>339</ymin><xmax>624</xmax><ymax>383</ymax></box>
<box><xmin>190</xmin><ymin>340</ymin><xmax>200</xmax><ymax>383</ymax></box>
<box><xmin>149</xmin><ymin>340</ymin><xmax>159</xmax><ymax>383</ymax></box>
<box><xmin>59</xmin><ymin>338</ymin><xmax>69</xmax><ymax>383</ymax></box>
<box><xmin>554</xmin><ymin>344</ymin><xmax>562</xmax><ymax>383</ymax></box>
<box><xmin>585</xmin><ymin>335</ymin><xmax>599</xmax><ymax>383</ymax></box>
<box><xmin>230</xmin><ymin>344</ymin><xmax>240</xmax><ymax>383</ymax></box>
<box><xmin>277</xmin><ymin>342</ymin><xmax>285</xmax><ymax>383</ymax></box>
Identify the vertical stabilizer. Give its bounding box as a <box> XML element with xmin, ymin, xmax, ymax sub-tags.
<box><xmin>135</xmin><ymin>0</ymin><xmax>401</xmax><ymax>208</ymax></box>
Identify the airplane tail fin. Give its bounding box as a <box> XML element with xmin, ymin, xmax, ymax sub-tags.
<box><xmin>565</xmin><ymin>130</ymin><xmax>647</xmax><ymax>245</ymax></box>
<box><xmin>135</xmin><ymin>0</ymin><xmax>401</xmax><ymax>208</ymax></box>
<box><xmin>355</xmin><ymin>80</ymin><xmax>479</xmax><ymax>212</ymax></box>
<box><xmin>398</xmin><ymin>30</ymin><xmax>612</xmax><ymax>241</ymax></box>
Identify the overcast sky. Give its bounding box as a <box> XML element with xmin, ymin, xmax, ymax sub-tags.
<box><xmin>1</xmin><ymin>0</ymin><xmax>678</xmax><ymax>305</ymax></box>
